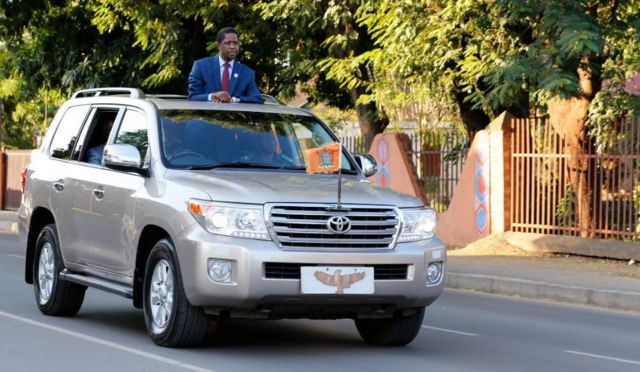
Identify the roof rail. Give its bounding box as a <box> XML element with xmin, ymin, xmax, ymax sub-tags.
<box><xmin>72</xmin><ymin>88</ymin><xmax>145</xmax><ymax>99</ymax></box>
<box><xmin>261</xmin><ymin>94</ymin><xmax>282</xmax><ymax>105</ymax></box>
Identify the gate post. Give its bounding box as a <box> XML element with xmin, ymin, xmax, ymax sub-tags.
<box><xmin>487</xmin><ymin>112</ymin><xmax>514</xmax><ymax>233</ymax></box>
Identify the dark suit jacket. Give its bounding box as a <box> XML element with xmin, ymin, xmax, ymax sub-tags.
<box><xmin>188</xmin><ymin>56</ymin><xmax>263</xmax><ymax>103</ymax></box>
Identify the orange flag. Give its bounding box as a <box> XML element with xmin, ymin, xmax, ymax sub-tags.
<box><xmin>305</xmin><ymin>142</ymin><xmax>342</xmax><ymax>174</ymax></box>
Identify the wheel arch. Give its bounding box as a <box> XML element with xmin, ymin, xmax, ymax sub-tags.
<box><xmin>25</xmin><ymin>208</ymin><xmax>56</xmax><ymax>284</ymax></box>
<box><xmin>133</xmin><ymin>225</ymin><xmax>173</xmax><ymax>308</ymax></box>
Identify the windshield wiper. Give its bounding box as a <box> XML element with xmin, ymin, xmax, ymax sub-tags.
<box><xmin>187</xmin><ymin>161</ymin><xmax>286</xmax><ymax>170</ymax></box>
<box><xmin>313</xmin><ymin>169</ymin><xmax>359</xmax><ymax>175</ymax></box>
<box><xmin>186</xmin><ymin>162</ymin><xmax>357</xmax><ymax>174</ymax></box>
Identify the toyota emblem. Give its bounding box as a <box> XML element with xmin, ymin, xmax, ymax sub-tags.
<box><xmin>327</xmin><ymin>215</ymin><xmax>351</xmax><ymax>234</ymax></box>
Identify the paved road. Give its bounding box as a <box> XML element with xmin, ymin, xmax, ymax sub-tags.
<box><xmin>1</xmin><ymin>233</ymin><xmax>639</xmax><ymax>372</ymax></box>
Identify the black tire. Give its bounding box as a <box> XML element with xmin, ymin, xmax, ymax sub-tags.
<box><xmin>355</xmin><ymin>307</ymin><xmax>425</xmax><ymax>346</ymax></box>
<box><xmin>143</xmin><ymin>238</ymin><xmax>207</xmax><ymax>347</ymax></box>
<box><xmin>32</xmin><ymin>224</ymin><xmax>86</xmax><ymax>316</ymax></box>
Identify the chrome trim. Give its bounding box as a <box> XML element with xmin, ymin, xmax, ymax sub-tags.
<box><xmin>271</xmin><ymin>226</ymin><xmax>398</xmax><ymax>235</ymax></box>
<box><xmin>265</xmin><ymin>203</ymin><xmax>402</xmax><ymax>251</ymax></box>
<box><xmin>326</xmin><ymin>215</ymin><xmax>351</xmax><ymax>234</ymax></box>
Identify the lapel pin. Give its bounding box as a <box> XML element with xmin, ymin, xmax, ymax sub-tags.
<box><xmin>234</xmin><ymin>73</ymin><xmax>239</xmax><ymax>78</ymax></box>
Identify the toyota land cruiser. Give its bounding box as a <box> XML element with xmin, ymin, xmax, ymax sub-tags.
<box><xmin>18</xmin><ymin>87</ymin><xmax>445</xmax><ymax>347</ymax></box>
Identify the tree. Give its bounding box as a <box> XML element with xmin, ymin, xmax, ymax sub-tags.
<box><xmin>485</xmin><ymin>0</ymin><xmax>640</xmax><ymax>236</ymax></box>
<box><xmin>1</xmin><ymin>1</ymin><xmax>394</xmax><ymax>150</ymax></box>
<box><xmin>346</xmin><ymin>0</ymin><xmax>532</xmax><ymax>137</ymax></box>
<box><xmin>0</xmin><ymin>0</ymin><xmax>147</xmax><ymax>147</ymax></box>
<box><xmin>0</xmin><ymin>1</ymin><xmax>284</xmax><ymax>147</ymax></box>
<box><xmin>356</xmin><ymin>0</ymin><xmax>640</xmax><ymax>236</ymax></box>
<box><xmin>90</xmin><ymin>0</ymin><xmax>290</xmax><ymax>95</ymax></box>
<box><xmin>255</xmin><ymin>0</ymin><xmax>390</xmax><ymax>150</ymax></box>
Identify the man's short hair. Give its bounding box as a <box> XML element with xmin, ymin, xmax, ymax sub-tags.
<box><xmin>217</xmin><ymin>27</ymin><xmax>239</xmax><ymax>43</ymax></box>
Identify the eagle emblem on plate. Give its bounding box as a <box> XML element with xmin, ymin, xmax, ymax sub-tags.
<box><xmin>314</xmin><ymin>269</ymin><xmax>366</xmax><ymax>294</ymax></box>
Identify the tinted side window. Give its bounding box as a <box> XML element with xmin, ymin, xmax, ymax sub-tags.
<box><xmin>115</xmin><ymin>109</ymin><xmax>148</xmax><ymax>161</ymax></box>
<box><xmin>49</xmin><ymin>105</ymin><xmax>90</xmax><ymax>160</ymax></box>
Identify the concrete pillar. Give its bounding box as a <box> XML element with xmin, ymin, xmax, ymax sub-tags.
<box><xmin>436</xmin><ymin>112</ymin><xmax>514</xmax><ymax>246</ymax></box>
<box><xmin>436</xmin><ymin>130</ymin><xmax>490</xmax><ymax>246</ymax></box>
<box><xmin>368</xmin><ymin>133</ymin><xmax>427</xmax><ymax>205</ymax></box>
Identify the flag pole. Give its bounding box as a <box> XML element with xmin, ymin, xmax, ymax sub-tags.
<box><xmin>336</xmin><ymin>166</ymin><xmax>342</xmax><ymax>209</ymax></box>
<box><xmin>336</xmin><ymin>141</ymin><xmax>342</xmax><ymax>209</ymax></box>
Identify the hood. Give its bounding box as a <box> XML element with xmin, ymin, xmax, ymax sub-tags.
<box><xmin>165</xmin><ymin>169</ymin><xmax>423</xmax><ymax>208</ymax></box>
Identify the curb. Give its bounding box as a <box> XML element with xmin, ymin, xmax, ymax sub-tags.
<box><xmin>446</xmin><ymin>272</ymin><xmax>640</xmax><ymax>313</ymax></box>
<box><xmin>0</xmin><ymin>221</ymin><xmax>18</xmax><ymax>234</ymax></box>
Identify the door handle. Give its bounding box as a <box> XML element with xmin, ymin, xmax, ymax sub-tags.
<box><xmin>53</xmin><ymin>180</ymin><xmax>64</xmax><ymax>192</ymax></box>
<box><xmin>93</xmin><ymin>188</ymin><xmax>105</xmax><ymax>199</ymax></box>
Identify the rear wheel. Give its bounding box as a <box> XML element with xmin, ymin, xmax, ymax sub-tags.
<box><xmin>33</xmin><ymin>224</ymin><xmax>86</xmax><ymax>316</ymax></box>
<box><xmin>355</xmin><ymin>307</ymin><xmax>425</xmax><ymax>346</ymax></box>
<box><xmin>143</xmin><ymin>238</ymin><xmax>207</xmax><ymax>347</ymax></box>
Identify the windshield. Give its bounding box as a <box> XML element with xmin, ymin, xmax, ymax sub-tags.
<box><xmin>159</xmin><ymin>110</ymin><xmax>357</xmax><ymax>172</ymax></box>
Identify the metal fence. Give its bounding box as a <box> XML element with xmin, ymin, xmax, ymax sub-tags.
<box><xmin>339</xmin><ymin>129</ymin><xmax>468</xmax><ymax>212</ymax></box>
<box><xmin>340</xmin><ymin>135</ymin><xmax>365</xmax><ymax>154</ymax></box>
<box><xmin>407</xmin><ymin>130</ymin><xmax>468</xmax><ymax>212</ymax></box>
<box><xmin>510</xmin><ymin>117</ymin><xmax>640</xmax><ymax>240</ymax></box>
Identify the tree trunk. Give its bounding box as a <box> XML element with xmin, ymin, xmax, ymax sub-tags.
<box><xmin>347</xmin><ymin>22</ymin><xmax>389</xmax><ymax>152</ymax></box>
<box><xmin>454</xmin><ymin>91</ymin><xmax>491</xmax><ymax>140</ymax></box>
<box><xmin>351</xmin><ymin>88</ymin><xmax>389</xmax><ymax>152</ymax></box>
<box><xmin>454</xmin><ymin>88</ymin><xmax>529</xmax><ymax>140</ymax></box>
<box><xmin>548</xmin><ymin>62</ymin><xmax>599</xmax><ymax>238</ymax></box>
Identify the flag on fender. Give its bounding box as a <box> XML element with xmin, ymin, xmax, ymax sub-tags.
<box><xmin>305</xmin><ymin>142</ymin><xmax>341</xmax><ymax>174</ymax></box>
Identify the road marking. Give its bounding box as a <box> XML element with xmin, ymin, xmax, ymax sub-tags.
<box><xmin>566</xmin><ymin>350</ymin><xmax>640</xmax><ymax>366</ymax></box>
<box><xmin>421</xmin><ymin>325</ymin><xmax>478</xmax><ymax>336</ymax></box>
<box><xmin>7</xmin><ymin>254</ymin><xmax>25</xmax><ymax>259</ymax></box>
<box><xmin>0</xmin><ymin>310</ymin><xmax>215</xmax><ymax>372</ymax></box>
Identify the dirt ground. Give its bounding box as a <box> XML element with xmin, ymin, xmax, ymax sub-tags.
<box><xmin>448</xmin><ymin>234</ymin><xmax>640</xmax><ymax>279</ymax></box>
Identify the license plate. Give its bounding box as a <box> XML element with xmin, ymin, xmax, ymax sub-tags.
<box><xmin>301</xmin><ymin>266</ymin><xmax>374</xmax><ymax>294</ymax></box>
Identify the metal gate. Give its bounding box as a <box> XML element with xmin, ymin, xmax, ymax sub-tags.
<box><xmin>510</xmin><ymin>117</ymin><xmax>640</xmax><ymax>240</ymax></box>
<box><xmin>340</xmin><ymin>130</ymin><xmax>468</xmax><ymax>212</ymax></box>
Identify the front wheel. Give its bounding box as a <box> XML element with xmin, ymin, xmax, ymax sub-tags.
<box><xmin>33</xmin><ymin>224</ymin><xmax>86</xmax><ymax>316</ymax></box>
<box><xmin>143</xmin><ymin>238</ymin><xmax>208</xmax><ymax>347</ymax></box>
<box><xmin>355</xmin><ymin>307</ymin><xmax>425</xmax><ymax>346</ymax></box>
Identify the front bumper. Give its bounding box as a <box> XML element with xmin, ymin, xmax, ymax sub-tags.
<box><xmin>175</xmin><ymin>225</ymin><xmax>446</xmax><ymax>315</ymax></box>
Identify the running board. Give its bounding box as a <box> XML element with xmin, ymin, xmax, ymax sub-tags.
<box><xmin>60</xmin><ymin>270</ymin><xmax>133</xmax><ymax>299</ymax></box>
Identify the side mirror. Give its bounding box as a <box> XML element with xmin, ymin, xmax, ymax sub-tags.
<box><xmin>354</xmin><ymin>154</ymin><xmax>378</xmax><ymax>177</ymax></box>
<box><xmin>103</xmin><ymin>144</ymin><xmax>147</xmax><ymax>176</ymax></box>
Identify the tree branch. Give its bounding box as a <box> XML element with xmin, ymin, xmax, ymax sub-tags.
<box><xmin>610</xmin><ymin>0</ymin><xmax>619</xmax><ymax>22</ymax></box>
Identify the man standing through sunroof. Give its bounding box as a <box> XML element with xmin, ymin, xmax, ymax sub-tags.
<box><xmin>188</xmin><ymin>26</ymin><xmax>263</xmax><ymax>104</ymax></box>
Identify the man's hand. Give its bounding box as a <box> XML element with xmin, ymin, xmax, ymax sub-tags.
<box><xmin>211</xmin><ymin>91</ymin><xmax>231</xmax><ymax>103</ymax></box>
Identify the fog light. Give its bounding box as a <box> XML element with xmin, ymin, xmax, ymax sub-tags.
<box><xmin>208</xmin><ymin>259</ymin><xmax>232</xmax><ymax>283</ymax></box>
<box><xmin>426</xmin><ymin>262</ymin><xmax>443</xmax><ymax>285</ymax></box>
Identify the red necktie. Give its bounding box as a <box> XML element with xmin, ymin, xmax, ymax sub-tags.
<box><xmin>221</xmin><ymin>62</ymin><xmax>230</xmax><ymax>92</ymax></box>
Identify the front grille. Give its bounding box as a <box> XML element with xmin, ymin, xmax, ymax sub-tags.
<box><xmin>268</xmin><ymin>204</ymin><xmax>400</xmax><ymax>249</ymax></box>
<box><xmin>264</xmin><ymin>263</ymin><xmax>409</xmax><ymax>280</ymax></box>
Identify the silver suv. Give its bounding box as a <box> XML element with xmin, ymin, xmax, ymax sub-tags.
<box><xmin>19</xmin><ymin>88</ymin><xmax>445</xmax><ymax>347</ymax></box>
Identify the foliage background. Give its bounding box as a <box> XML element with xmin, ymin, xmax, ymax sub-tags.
<box><xmin>1</xmin><ymin>0</ymin><xmax>639</xmax><ymax>150</ymax></box>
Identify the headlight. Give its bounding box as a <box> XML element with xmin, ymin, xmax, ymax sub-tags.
<box><xmin>188</xmin><ymin>199</ymin><xmax>270</xmax><ymax>240</ymax></box>
<box><xmin>398</xmin><ymin>208</ymin><xmax>437</xmax><ymax>242</ymax></box>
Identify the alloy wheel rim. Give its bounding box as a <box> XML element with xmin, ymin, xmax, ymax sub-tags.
<box><xmin>37</xmin><ymin>242</ymin><xmax>55</xmax><ymax>305</ymax></box>
<box><xmin>149</xmin><ymin>259</ymin><xmax>174</xmax><ymax>333</ymax></box>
